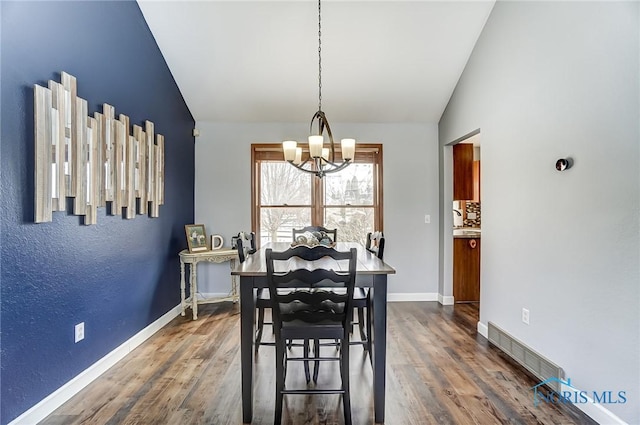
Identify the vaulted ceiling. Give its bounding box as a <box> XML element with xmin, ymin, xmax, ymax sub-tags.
<box><xmin>138</xmin><ymin>1</ymin><xmax>494</xmax><ymax>124</ymax></box>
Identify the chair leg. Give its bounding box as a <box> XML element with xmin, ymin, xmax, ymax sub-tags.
<box><xmin>367</xmin><ymin>307</ymin><xmax>373</xmax><ymax>366</ymax></box>
<box><xmin>255</xmin><ymin>306</ymin><xmax>265</xmax><ymax>351</ymax></box>
<box><xmin>357</xmin><ymin>307</ymin><xmax>367</xmax><ymax>344</ymax></box>
<box><xmin>312</xmin><ymin>338</ymin><xmax>320</xmax><ymax>383</ymax></box>
<box><xmin>340</xmin><ymin>337</ymin><xmax>352</xmax><ymax>425</ymax></box>
<box><xmin>366</xmin><ymin>295</ymin><xmax>373</xmax><ymax>365</ymax></box>
<box><xmin>303</xmin><ymin>339</ymin><xmax>311</xmax><ymax>383</ymax></box>
<box><xmin>274</xmin><ymin>340</ymin><xmax>285</xmax><ymax>425</ymax></box>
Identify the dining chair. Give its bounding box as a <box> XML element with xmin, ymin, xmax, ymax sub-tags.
<box><xmin>292</xmin><ymin>226</ymin><xmax>337</xmax><ymax>243</ymax></box>
<box><xmin>352</xmin><ymin>231</ymin><xmax>385</xmax><ymax>360</ymax></box>
<box><xmin>266</xmin><ymin>245</ymin><xmax>356</xmax><ymax>425</ymax></box>
<box><xmin>291</xmin><ymin>225</ymin><xmax>338</xmax><ymax>374</ymax></box>
<box><xmin>366</xmin><ymin>231</ymin><xmax>385</xmax><ymax>259</ymax></box>
<box><xmin>236</xmin><ymin>232</ymin><xmax>271</xmax><ymax>351</ymax></box>
<box><xmin>236</xmin><ymin>231</ymin><xmax>256</xmax><ymax>263</ymax></box>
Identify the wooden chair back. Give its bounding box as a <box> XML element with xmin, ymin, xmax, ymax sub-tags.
<box><xmin>365</xmin><ymin>231</ymin><xmax>385</xmax><ymax>260</ymax></box>
<box><xmin>265</xmin><ymin>246</ymin><xmax>357</xmax><ymax>338</ymax></box>
<box><xmin>236</xmin><ymin>231</ymin><xmax>256</xmax><ymax>263</ymax></box>
<box><xmin>292</xmin><ymin>226</ymin><xmax>338</xmax><ymax>243</ymax></box>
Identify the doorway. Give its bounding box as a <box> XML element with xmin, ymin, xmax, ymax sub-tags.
<box><xmin>444</xmin><ymin>131</ymin><xmax>481</xmax><ymax>307</ymax></box>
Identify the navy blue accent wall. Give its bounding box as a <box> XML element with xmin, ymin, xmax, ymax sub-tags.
<box><xmin>1</xmin><ymin>1</ymin><xmax>195</xmax><ymax>423</ymax></box>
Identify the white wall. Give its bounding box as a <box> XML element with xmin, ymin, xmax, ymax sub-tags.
<box><xmin>439</xmin><ymin>2</ymin><xmax>639</xmax><ymax>423</ymax></box>
<box><xmin>194</xmin><ymin>122</ymin><xmax>440</xmax><ymax>299</ymax></box>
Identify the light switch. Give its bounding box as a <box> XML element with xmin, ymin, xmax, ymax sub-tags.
<box><xmin>467</xmin><ymin>212</ymin><xmax>477</xmax><ymax>220</ymax></box>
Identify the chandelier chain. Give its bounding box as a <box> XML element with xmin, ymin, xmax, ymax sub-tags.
<box><xmin>318</xmin><ymin>0</ymin><xmax>322</xmax><ymax>112</ymax></box>
<box><xmin>281</xmin><ymin>0</ymin><xmax>354</xmax><ymax>178</ymax></box>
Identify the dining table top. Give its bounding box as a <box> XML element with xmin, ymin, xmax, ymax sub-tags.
<box><xmin>230</xmin><ymin>241</ymin><xmax>396</xmax><ymax>276</ymax></box>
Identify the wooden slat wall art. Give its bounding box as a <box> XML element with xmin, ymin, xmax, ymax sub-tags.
<box><xmin>94</xmin><ymin>112</ymin><xmax>105</xmax><ymax>207</ymax></box>
<box><xmin>113</xmin><ymin>118</ymin><xmax>125</xmax><ymax>213</ymax></box>
<box><xmin>103</xmin><ymin>103</ymin><xmax>116</xmax><ymax>209</ymax></box>
<box><xmin>138</xmin><ymin>127</ymin><xmax>148</xmax><ymax>215</ymax></box>
<box><xmin>85</xmin><ymin>116</ymin><xmax>99</xmax><ymax>225</ymax></box>
<box><xmin>73</xmin><ymin>98</ymin><xmax>88</xmax><ymax>216</ymax></box>
<box><xmin>146</xmin><ymin>121</ymin><xmax>158</xmax><ymax>218</ymax></box>
<box><xmin>33</xmin><ymin>72</ymin><xmax>166</xmax><ymax>224</ymax></box>
<box><xmin>132</xmin><ymin>125</ymin><xmax>142</xmax><ymax>199</ymax></box>
<box><xmin>119</xmin><ymin>114</ymin><xmax>131</xmax><ymax>215</ymax></box>
<box><xmin>34</xmin><ymin>85</ymin><xmax>53</xmax><ymax>223</ymax></box>
<box><xmin>126</xmin><ymin>134</ymin><xmax>137</xmax><ymax>219</ymax></box>
<box><xmin>150</xmin><ymin>141</ymin><xmax>159</xmax><ymax>218</ymax></box>
<box><xmin>49</xmin><ymin>81</ymin><xmax>66</xmax><ymax>211</ymax></box>
<box><xmin>61</xmin><ymin>72</ymin><xmax>77</xmax><ymax>197</ymax></box>
<box><xmin>157</xmin><ymin>134</ymin><xmax>165</xmax><ymax>206</ymax></box>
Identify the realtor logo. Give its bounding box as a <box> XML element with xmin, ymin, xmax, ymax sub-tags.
<box><xmin>531</xmin><ymin>377</ymin><xmax>627</xmax><ymax>407</ymax></box>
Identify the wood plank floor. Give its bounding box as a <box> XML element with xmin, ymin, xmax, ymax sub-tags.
<box><xmin>42</xmin><ymin>302</ymin><xmax>596</xmax><ymax>424</ymax></box>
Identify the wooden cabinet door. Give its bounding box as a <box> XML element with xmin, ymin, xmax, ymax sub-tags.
<box><xmin>453</xmin><ymin>238</ymin><xmax>480</xmax><ymax>302</ymax></box>
<box><xmin>453</xmin><ymin>143</ymin><xmax>474</xmax><ymax>200</ymax></box>
<box><xmin>473</xmin><ymin>160</ymin><xmax>481</xmax><ymax>202</ymax></box>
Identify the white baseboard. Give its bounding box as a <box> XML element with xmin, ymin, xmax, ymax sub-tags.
<box><xmin>438</xmin><ymin>294</ymin><xmax>455</xmax><ymax>305</ymax></box>
<box><xmin>559</xmin><ymin>384</ymin><xmax>629</xmax><ymax>425</ymax></box>
<box><xmin>477</xmin><ymin>321</ymin><xmax>488</xmax><ymax>339</ymax></box>
<box><xmin>9</xmin><ymin>304</ymin><xmax>182</xmax><ymax>425</ymax></box>
<box><xmin>387</xmin><ymin>292</ymin><xmax>438</xmax><ymax>302</ymax></box>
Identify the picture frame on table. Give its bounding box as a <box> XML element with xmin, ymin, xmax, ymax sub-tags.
<box><xmin>185</xmin><ymin>224</ymin><xmax>209</xmax><ymax>252</ymax></box>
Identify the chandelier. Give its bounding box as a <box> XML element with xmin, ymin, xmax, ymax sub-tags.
<box><xmin>282</xmin><ymin>0</ymin><xmax>355</xmax><ymax>178</ymax></box>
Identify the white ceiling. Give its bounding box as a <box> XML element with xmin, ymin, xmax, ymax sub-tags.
<box><xmin>138</xmin><ymin>1</ymin><xmax>495</xmax><ymax>124</ymax></box>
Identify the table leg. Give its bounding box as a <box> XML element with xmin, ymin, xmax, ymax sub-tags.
<box><xmin>180</xmin><ymin>260</ymin><xmax>186</xmax><ymax>316</ymax></box>
<box><xmin>240</xmin><ymin>276</ymin><xmax>255</xmax><ymax>423</ymax></box>
<box><xmin>372</xmin><ymin>274</ymin><xmax>387</xmax><ymax>423</ymax></box>
<box><xmin>191</xmin><ymin>262</ymin><xmax>198</xmax><ymax>320</ymax></box>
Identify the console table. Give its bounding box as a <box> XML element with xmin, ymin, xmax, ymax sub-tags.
<box><xmin>179</xmin><ymin>248</ymin><xmax>239</xmax><ymax>320</ymax></box>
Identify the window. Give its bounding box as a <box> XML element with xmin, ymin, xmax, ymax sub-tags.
<box><xmin>251</xmin><ymin>143</ymin><xmax>383</xmax><ymax>246</ymax></box>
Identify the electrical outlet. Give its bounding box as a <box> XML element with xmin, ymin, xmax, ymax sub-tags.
<box><xmin>75</xmin><ymin>322</ymin><xmax>85</xmax><ymax>343</ymax></box>
<box><xmin>424</xmin><ymin>214</ymin><xmax>431</xmax><ymax>224</ymax></box>
<box><xmin>522</xmin><ymin>308</ymin><xmax>530</xmax><ymax>325</ymax></box>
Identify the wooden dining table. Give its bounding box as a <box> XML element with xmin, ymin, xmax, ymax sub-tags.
<box><xmin>231</xmin><ymin>241</ymin><xmax>396</xmax><ymax>423</ymax></box>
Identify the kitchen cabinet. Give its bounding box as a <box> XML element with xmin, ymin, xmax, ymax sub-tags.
<box><xmin>473</xmin><ymin>160</ymin><xmax>481</xmax><ymax>202</ymax></box>
<box><xmin>453</xmin><ymin>237</ymin><xmax>480</xmax><ymax>302</ymax></box>
<box><xmin>453</xmin><ymin>143</ymin><xmax>474</xmax><ymax>200</ymax></box>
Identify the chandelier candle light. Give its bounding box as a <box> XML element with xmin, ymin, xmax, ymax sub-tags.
<box><xmin>282</xmin><ymin>0</ymin><xmax>355</xmax><ymax>178</ymax></box>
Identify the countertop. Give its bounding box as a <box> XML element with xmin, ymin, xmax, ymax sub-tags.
<box><xmin>453</xmin><ymin>228</ymin><xmax>481</xmax><ymax>239</ymax></box>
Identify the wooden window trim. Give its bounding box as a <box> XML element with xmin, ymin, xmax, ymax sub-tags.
<box><xmin>251</xmin><ymin>143</ymin><xmax>384</xmax><ymax>244</ymax></box>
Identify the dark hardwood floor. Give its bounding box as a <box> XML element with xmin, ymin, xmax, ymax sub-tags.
<box><xmin>42</xmin><ymin>302</ymin><xmax>596</xmax><ymax>424</ymax></box>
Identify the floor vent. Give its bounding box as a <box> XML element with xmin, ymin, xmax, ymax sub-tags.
<box><xmin>487</xmin><ymin>322</ymin><xmax>564</xmax><ymax>392</ymax></box>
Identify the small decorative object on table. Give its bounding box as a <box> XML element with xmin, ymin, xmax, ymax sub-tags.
<box><xmin>291</xmin><ymin>231</ymin><xmax>336</xmax><ymax>248</ymax></box>
<box><xmin>210</xmin><ymin>234</ymin><xmax>224</xmax><ymax>250</ymax></box>
<box><xmin>185</xmin><ymin>224</ymin><xmax>208</xmax><ymax>252</ymax></box>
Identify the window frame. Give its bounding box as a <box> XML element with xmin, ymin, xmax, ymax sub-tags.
<box><xmin>251</xmin><ymin>143</ymin><xmax>384</xmax><ymax>246</ymax></box>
